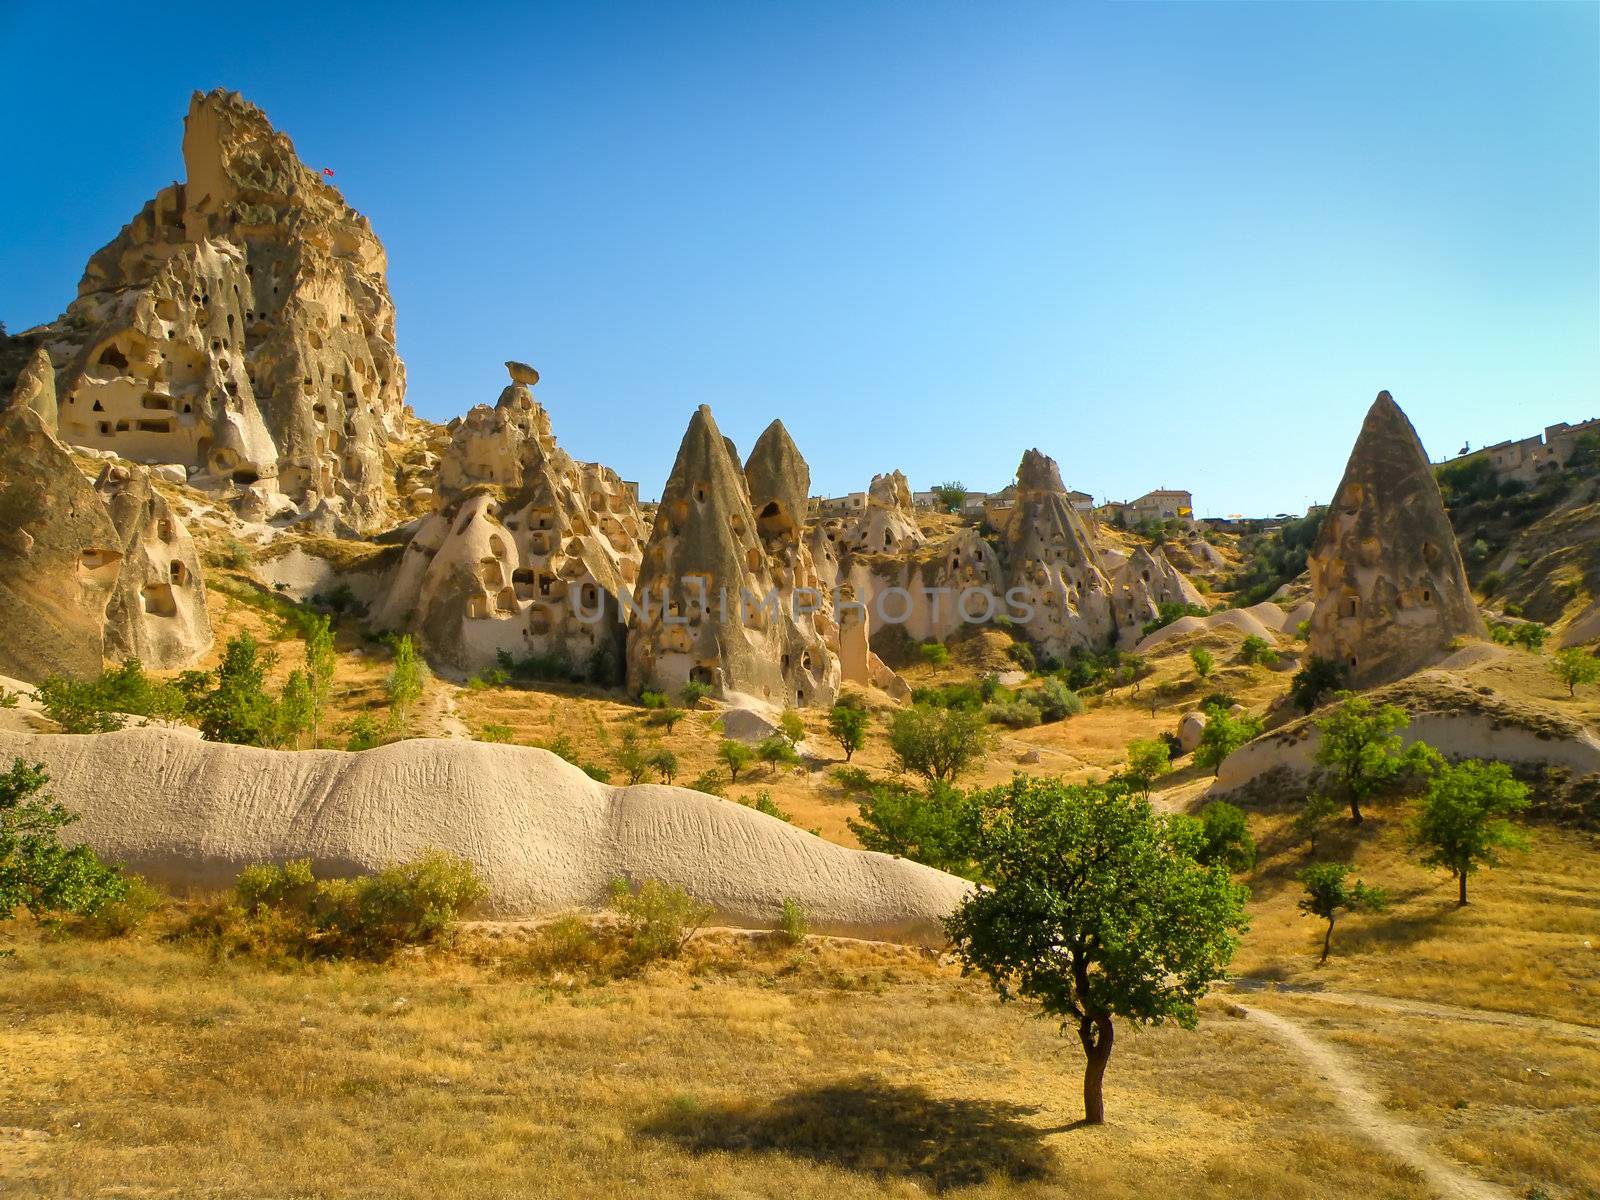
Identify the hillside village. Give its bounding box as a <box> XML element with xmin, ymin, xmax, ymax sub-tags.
<box><xmin>1</xmin><ymin>90</ymin><xmax>1597</xmax><ymax>1200</ymax></box>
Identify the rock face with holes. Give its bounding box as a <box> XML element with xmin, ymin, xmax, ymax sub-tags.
<box><xmin>94</xmin><ymin>464</ymin><xmax>213</xmax><ymax>669</ymax></box>
<box><xmin>824</xmin><ymin>470</ymin><xmax>926</xmax><ymax>557</ymax></box>
<box><xmin>1309</xmin><ymin>391</ymin><xmax>1486</xmax><ymax>686</ymax></box>
<box><xmin>627</xmin><ymin>407</ymin><xmax>839</xmax><ymax>707</ymax></box>
<box><xmin>0</xmin><ymin>407</ymin><xmax>125</xmax><ymax>682</ymax></box>
<box><xmin>14</xmin><ymin>89</ymin><xmax>405</xmax><ymax>533</ymax></box>
<box><xmin>373</xmin><ymin>364</ymin><xmax>642</xmax><ymax>678</ymax></box>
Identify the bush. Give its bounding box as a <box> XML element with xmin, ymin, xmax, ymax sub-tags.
<box><xmin>1</xmin><ymin>759</ymin><xmax>128</xmax><ymax>930</ymax></box>
<box><xmin>919</xmin><ymin>642</ymin><xmax>950</xmax><ymax>667</ymax></box>
<box><xmin>34</xmin><ymin>658</ymin><xmax>188</xmax><ymax>734</ymax></box>
<box><xmin>344</xmin><ymin>715</ymin><xmax>384</xmax><ymax>751</ymax></box>
<box><xmin>614</xmin><ymin>728</ymin><xmax>652</xmax><ymax>785</ymax></box>
<box><xmin>645</xmin><ymin>705</ymin><xmax>687</xmax><ymax>732</ymax></box>
<box><xmin>229</xmin><ymin>851</ymin><xmax>486</xmax><ymax>960</ymax></box>
<box><xmin>932</xmin><ymin>481</ymin><xmax>967</xmax><ymax>514</ymax></box>
<box><xmin>826</xmin><ymin>703</ymin><xmax>869</xmax><ymax>761</ymax></box>
<box><xmin>75</xmin><ymin>874</ymin><xmax>162</xmax><ymax>938</ymax></box>
<box><xmin>679</xmin><ymin>681</ymin><xmax>713</xmax><ymax>709</ymax></box>
<box><xmin>1290</xmin><ymin>656</ymin><xmax>1348</xmax><ymax>713</ymax></box>
<box><xmin>479</xmin><ymin>722</ymin><xmax>514</xmax><ymax>744</ymax></box>
<box><xmin>648</xmin><ymin>747</ymin><xmax>679</xmax><ymax>784</ymax></box>
<box><xmin>1119</xmin><ymin>738</ymin><xmax>1171</xmax><ymax>797</ymax></box>
<box><xmin>689</xmin><ymin>768</ymin><xmax>726</xmax><ymax>796</ymax></box>
<box><xmin>608</xmin><ymin>876</ymin><xmax>712</xmax><ymax>964</ymax></box>
<box><xmin>985</xmin><ymin>699</ymin><xmax>1041</xmax><ymax>729</ymax></box>
<box><xmin>756</xmin><ymin>734</ymin><xmax>801</xmax><ymax>773</ymax></box>
<box><xmin>848</xmin><ymin>781</ymin><xmax>979</xmax><ymax>877</ymax></box>
<box><xmin>1190</xmin><ymin>647</ymin><xmax>1215</xmax><ymax>679</ymax></box>
<box><xmin>887</xmin><ymin>705</ymin><xmax>990</xmax><ymax>783</ymax></box>
<box><xmin>1192</xmin><ymin>710</ymin><xmax>1264</xmax><ymax>774</ymax></box>
<box><xmin>742</xmin><ymin>789</ymin><xmax>792</xmax><ymax>821</ymax></box>
<box><xmin>639</xmin><ymin>690</ymin><xmax>668</xmax><ymax>709</ymax></box>
<box><xmin>774</xmin><ymin>897</ymin><xmax>809</xmax><ymax>945</ymax></box>
<box><xmin>778</xmin><ymin>709</ymin><xmax>806</xmax><ymax>746</ymax></box>
<box><xmin>1195</xmin><ymin>802</ymin><xmax>1256</xmax><ymax>872</ymax></box>
<box><xmin>1006</xmin><ymin>642</ymin><xmax>1037</xmax><ymax>671</ymax></box>
<box><xmin>830</xmin><ymin>764</ymin><xmax>876</xmax><ymax>794</ymax></box>
<box><xmin>1239</xmin><ymin>635</ymin><xmax>1278</xmax><ymax>667</ymax></box>
<box><xmin>1026</xmin><ymin>677</ymin><xmax>1084</xmax><ymax>722</ymax></box>
<box><xmin>717</xmin><ymin>739</ymin><xmax>755</xmax><ymax>782</ymax></box>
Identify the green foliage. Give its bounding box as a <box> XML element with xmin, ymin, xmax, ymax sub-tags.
<box><xmin>0</xmin><ymin>688</ymin><xmax>17</xmax><ymax>709</ymax></box>
<box><xmin>385</xmin><ymin>635</ymin><xmax>426</xmax><ymax>729</ymax></box>
<box><xmin>774</xmin><ymin>897</ymin><xmax>809</xmax><ymax>945</ymax></box>
<box><xmin>1489</xmin><ymin>621</ymin><xmax>1549</xmax><ymax>651</ymax></box>
<box><xmin>829</xmin><ymin>764</ymin><xmax>876</xmax><ymax>794</ymax></box>
<box><xmin>679</xmin><ymin>680</ymin><xmax>713</xmax><ymax>709</ymax></box>
<box><xmin>1553</xmin><ymin>648</ymin><xmax>1600</xmax><ymax>696</ymax></box>
<box><xmin>1293</xmin><ymin>791</ymin><xmax>1341</xmax><ymax>852</ymax></box>
<box><xmin>689</xmin><ymin>768</ymin><xmax>726</xmax><ymax>796</ymax></box>
<box><xmin>1311</xmin><ymin>693</ymin><xmax>1434</xmax><ymax>823</ymax></box>
<box><xmin>756</xmin><ymin>734</ymin><xmax>800</xmax><ymax>773</ymax></box>
<box><xmin>1195</xmin><ymin>802</ymin><xmax>1256</xmax><ymax>872</ymax></box>
<box><xmin>648</xmin><ymin>747</ymin><xmax>679</xmax><ymax>784</ymax></box>
<box><xmin>344</xmin><ymin>715</ymin><xmax>384</xmax><ymax>751</ymax></box>
<box><xmin>614</xmin><ymin>727</ymin><xmax>652</xmax><ymax>785</ymax></box>
<box><xmin>231</xmin><ymin>851</ymin><xmax>486</xmax><ymax>960</ymax></box>
<box><xmin>0</xmin><ymin>759</ymin><xmax>128</xmax><ymax>931</ymax></box>
<box><xmin>932</xmin><ymin>481</ymin><xmax>967</xmax><ymax>514</ymax></box>
<box><xmin>1297</xmin><ymin>862</ymin><xmax>1386</xmax><ymax>964</ymax></box>
<box><xmin>1239</xmin><ymin>635</ymin><xmax>1278</xmax><ymax>667</ymax></box>
<box><xmin>214</xmin><ymin>536</ymin><xmax>255</xmax><ymax>570</ymax></box>
<box><xmin>273</xmin><ymin>669</ymin><xmax>315</xmax><ymax>748</ymax></box>
<box><xmin>717</xmin><ymin>739</ymin><xmax>755</xmax><ymax>782</ymax></box>
<box><xmin>911</xmin><ymin>679</ymin><xmax>986</xmax><ymax>710</ymax></box>
<box><xmin>919</xmin><ymin>641</ymin><xmax>950</xmax><ymax>667</ymax></box>
<box><xmin>1434</xmin><ymin>456</ymin><xmax>1500</xmax><ymax>507</ymax></box>
<box><xmin>34</xmin><ymin>658</ymin><xmax>188</xmax><ymax>734</ymax></box>
<box><xmin>1006</xmin><ymin>641</ymin><xmax>1037</xmax><ymax>671</ymax></box>
<box><xmin>302</xmin><ymin>613</ymin><xmax>337</xmax><ymax>746</ymax></box>
<box><xmin>1225</xmin><ymin>510</ymin><xmax>1325</xmax><ymax>606</ymax></box>
<box><xmin>1026</xmin><ymin>677</ymin><xmax>1084</xmax><ymax>722</ymax></box>
<box><xmin>478</xmin><ymin>722</ymin><xmax>514</xmax><ymax>744</ymax></box>
<box><xmin>1290</xmin><ymin>655</ymin><xmax>1348</xmax><ymax>713</ymax></box>
<box><xmin>1411</xmin><ymin>759</ymin><xmax>1529</xmax><ymax>904</ymax></box>
<box><xmin>887</xmin><ymin>704</ymin><xmax>990</xmax><ymax>783</ymax></box>
<box><xmin>74</xmin><ymin>873</ymin><xmax>161</xmax><ymax>938</ymax></box>
<box><xmin>984</xmin><ymin>699</ymin><xmax>1040</xmax><ymax>729</ymax></box>
<box><xmin>538</xmin><ymin>734</ymin><xmax>611</xmax><ymax>781</ymax></box>
<box><xmin>1192</xmin><ymin>709</ymin><xmax>1263</xmax><ymax>775</ymax></box>
<box><xmin>848</xmin><ymin>781</ymin><xmax>978</xmax><ymax>877</ymax></box>
<box><xmin>645</xmin><ymin>705</ymin><xmax>687</xmax><ymax>732</ymax></box>
<box><xmin>1120</xmin><ymin>738</ymin><xmax>1171</xmax><ymax>798</ymax></box>
<box><xmin>639</xmin><ymin>690</ymin><xmax>668</xmax><ymax>709</ymax></box>
<box><xmin>1189</xmin><ymin>647</ymin><xmax>1215</xmax><ymax>679</ymax></box>
<box><xmin>826</xmin><ymin>703</ymin><xmax>870</xmax><ymax>761</ymax></box>
<box><xmin>1141</xmin><ymin>602</ymin><xmax>1208</xmax><ymax>639</ymax></box>
<box><xmin>742</xmin><ymin>789</ymin><xmax>791</xmax><ymax>821</ymax></box>
<box><xmin>197</xmin><ymin>633</ymin><xmax>279</xmax><ymax>745</ymax></box>
<box><xmin>777</xmin><ymin>708</ymin><xmax>806</xmax><ymax>746</ymax></box>
<box><xmin>945</xmin><ymin>775</ymin><xmax>1247</xmax><ymax>1124</ymax></box>
<box><xmin>608</xmin><ymin>876</ymin><xmax>712</xmax><ymax>964</ymax></box>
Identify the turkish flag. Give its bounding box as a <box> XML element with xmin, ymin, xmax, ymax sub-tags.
<box><xmin>322</xmin><ymin>167</ymin><xmax>335</xmax><ymax>177</ymax></box>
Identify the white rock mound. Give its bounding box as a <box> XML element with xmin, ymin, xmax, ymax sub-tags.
<box><xmin>0</xmin><ymin>727</ymin><xmax>968</xmax><ymax>945</ymax></box>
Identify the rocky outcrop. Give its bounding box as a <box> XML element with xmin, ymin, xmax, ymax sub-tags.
<box><xmin>374</xmin><ymin>364</ymin><xmax>641</xmax><ymax>678</ymax></box>
<box><xmin>4</xmin><ymin>726</ymin><xmax>970</xmax><ymax>946</ymax></box>
<box><xmin>94</xmin><ymin>464</ymin><xmax>212</xmax><ymax>669</ymax></box>
<box><xmin>626</xmin><ymin>407</ymin><xmax>838</xmax><ymax>707</ymax></box>
<box><xmin>9</xmin><ymin>347</ymin><xmax>58</xmax><ymax>432</ymax></box>
<box><xmin>1309</xmin><ymin>392</ymin><xmax>1486</xmax><ymax>686</ymax></box>
<box><xmin>23</xmin><ymin>90</ymin><xmax>406</xmax><ymax>533</ymax></box>
<box><xmin>831</xmin><ymin>470</ymin><xmax>925</xmax><ymax>556</ymax></box>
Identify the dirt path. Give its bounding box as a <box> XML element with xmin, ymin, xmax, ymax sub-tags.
<box><xmin>1236</xmin><ymin>1003</ymin><xmax>1513</xmax><ymax>1200</ymax></box>
<box><xmin>1230</xmin><ymin>984</ymin><xmax>1600</xmax><ymax>1044</ymax></box>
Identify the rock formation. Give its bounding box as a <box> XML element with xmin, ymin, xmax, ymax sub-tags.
<box><xmin>1308</xmin><ymin>391</ymin><xmax>1486</xmax><ymax>686</ymax></box>
<box><xmin>9</xmin><ymin>347</ymin><xmax>58</xmax><ymax>432</ymax></box>
<box><xmin>374</xmin><ymin>364</ymin><xmax>642</xmax><ymax>678</ymax></box>
<box><xmin>626</xmin><ymin>407</ymin><xmax>838</xmax><ymax>707</ymax></box>
<box><xmin>14</xmin><ymin>90</ymin><xmax>406</xmax><ymax>532</ymax></box>
<box><xmin>834</xmin><ymin>470</ymin><xmax>926</xmax><ymax>555</ymax></box>
<box><xmin>94</xmin><ymin>464</ymin><xmax>213</xmax><ymax>669</ymax></box>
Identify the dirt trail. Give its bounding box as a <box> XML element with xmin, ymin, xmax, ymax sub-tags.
<box><xmin>1237</xmin><ymin>1003</ymin><xmax>1512</xmax><ymax>1200</ymax></box>
<box><xmin>1253</xmin><ymin>987</ymin><xmax>1600</xmax><ymax>1044</ymax></box>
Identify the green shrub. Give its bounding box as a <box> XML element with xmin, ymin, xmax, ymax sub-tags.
<box><xmin>1239</xmin><ymin>635</ymin><xmax>1278</xmax><ymax>667</ymax></box>
<box><xmin>984</xmin><ymin>699</ymin><xmax>1040</xmax><ymax>729</ymax></box>
<box><xmin>919</xmin><ymin>641</ymin><xmax>951</xmax><ymax>667</ymax></box>
<box><xmin>679</xmin><ymin>681</ymin><xmax>713</xmax><ymax>709</ymax></box>
<box><xmin>848</xmin><ymin>781</ymin><xmax>978</xmax><ymax>877</ymax></box>
<box><xmin>344</xmin><ymin>715</ymin><xmax>384</xmax><ymax>751</ymax></box>
<box><xmin>717</xmin><ymin>739</ymin><xmax>755</xmax><ymax>782</ymax></box>
<box><xmin>639</xmin><ymin>690</ymin><xmax>668</xmax><ymax>709</ymax></box>
<box><xmin>689</xmin><ymin>768</ymin><xmax>726</xmax><ymax>796</ymax></box>
<box><xmin>1006</xmin><ymin>642</ymin><xmax>1037</xmax><ymax>671</ymax></box>
<box><xmin>830</xmin><ymin>764</ymin><xmax>876</xmax><ymax>794</ymax></box>
<box><xmin>1195</xmin><ymin>802</ymin><xmax>1257</xmax><ymax>872</ymax></box>
<box><xmin>1290</xmin><ymin>656</ymin><xmax>1347</xmax><ymax>713</ymax></box>
<box><xmin>1</xmin><ymin>759</ymin><xmax>128</xmax><ymax>932</ymax></box>
<box><xmin>75</xmin><ymin>874</ymin><xmax>162</xmax><ymax>938</ymax></box>
<box><xmin>756</xmin><ymin>734</ymin><xmax>800</xmax><ymax>774</ymax></box>
<box><xmin>34</xmin><ymin>659</ymin><xmax>188</xmax><ymax>734</ymax></box>
<box><xmin>1026</xmin><ymin>677</ymin><xmax>1084</xmax><ymax>722</ymax></box>
<box><xmin>1192</xmin><ymin>710</ymin><xmax>1264</xmax><ymax>775</ymax></box>
<box><xmin>778</xmin><ymin>709</ymin><xmax>806</xmax><ymax>746</ymax></box>
<box><xmin>1141</xmin><ymin>602</ymin><xmax>1208</xmax><ymax>639</ymax></box>
<box><xmin>742</xmin><ymin>790</ymin><xmax>792</xmax><ymax>821</ymax></box>
<box><xmin>608</xmin><ymin>876</ymin><xmax>713</xmax><ymax>964</ymax></box>
<box><xmin>888</xmin><ymin>705</ymin><xmax>989</xmax><ymax>783</ymax></box>
<box><xmin>775</xmin><ymin>897</ymin><xmax>809</xmax><ymax>945</ymax></box>
<box><xmin>479</xmin><ymin>723</ymin><xmax>515</xmax><ymax>744</ymax></box>
<box><xmin>1190</xmin><ymin>647</ymin><xmax>1215</xmax><ymax>679</ymax></box>
<box><xmin>649</xmin><ymin>747</ymin><xmax>679</xmax><ymax>783</ymax></box>
<box><xmin>645</xmin><ymin>705</ymin><xmax>687</xmax><ymax>732</ymax></box>
<box><xmin>614</xmin><ymin>728</ymin><xmax>652</xmax><ymax>785</ymax></box>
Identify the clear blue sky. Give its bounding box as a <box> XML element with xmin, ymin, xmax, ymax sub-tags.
<box><xmin>3</xmin><ymin>1</ymin><xmax>1595</xmax><ymax>515</ymax></box>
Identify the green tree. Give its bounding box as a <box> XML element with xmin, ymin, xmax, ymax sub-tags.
<box><xmin>1192</xmin><ymin>710</ymin><xmax>1263</xmax><ymax>775</ymax></box>
<box><xmin>34</xmin><ymin>659</ymin><xmax>187</xmax><ymax>734</ymax></box>
<box><xmin>1239</xmin><ymin>635</ymin><xmax>1277</xmax><ymax>667</ymax></box>
<box><xmin>679</xmin><ymin>680</ymin><xmax>713</xmax><ymax>709</ymax></box>
<box><xmin>1293</xmin><ymin>791</ymin><xmax>1340</xmax><ymax>853</ymax></box>
<box><xmin>946</xmin><ymin>776</ymin><xmax>1247</xmax><ymax>1124</ymax></box>
<box><xmin>646</xmin><ymin>705</ymin><xmax>687</xmax><ymax>733</ymax></box>
<box><xmin>1</xmin><ymin>759</ymin><xmax>127</xmax><ymax>932</ymax></box>
<box><xmin>648</xmin><ymin>747</ymin><xmax>680</xmax><ymax>785</ymax></box>
<box><xmin>274</xmin><ymin>669</ymin><xmax>315</xmax><ymax>749</ymax></box>
<box><xmin>198</xmin><ymin>633</ymin><xmax>279</xmax><ymax>746</ymax></box>
<box><xmin>756</xmin><ymin>734</ymin><xmax>800</xmax><ymax>775</ymax></box>
<box><xmin>848</xmin><ymin>781</ymin><xmax>978</xmax><ymax>877</ymax></box>
<box><xmin>1553</xmin><ymin>648</ymin><xmax>1600</xmax><ymax>697</ymax></box>
<box><xmin>1120</xmin><ymin>738</ymin><xmax>1171</xmax><ymax>799</ymax></box>
<box><xmin>887</xmin><ymin>705</ymin><xmax>989</xmax><ymax>784</ymax></box>
<box><xmin>1297</xmin><ymin>863</ymin><xmax>1385</xmax><ymax>964</ymax></box>
<box><xmin>1194</xmin><ymin>801</ymin><xmax>1256</xmax><ymax>872</ymax></box>
<box><xmin>302</xmin><ymin>613</ymin><xmax>337</xmax><ymax>747</ymax></box>
<box><xmin>614</xmin><ymin>727</ymin><xmax>651</xmax><ymax>785</ymax></box>
<box><xmin>1311</xmin><ymin>693</ymin><xmax>1430</xmax><ymax>824</ymax></box>
<box><xmin>827</xmin><ymin>703</ymin><xmax>869</xmax><ymax>762</ymax></box>
<box><xmin>384</xmin><ymin>635</ymin><xmax>426</xmax><ymax>730</ymax></box>
<box><xmin>1411</xmin><ymin>759</ymin><xmax>1529</xmax><ymax>905</ymax></box>
<box><xmin>932</xmin><ymin>481</ymin><xmax>967</xmax><ymax>514</ymax></box>
<box><xmin>1290</xmin><ymin>655</ymin><xmax>1348</xmax><ymax>713</ymax></box>
<box><xmin>777</xmin><ymin>708</ymin><xmax>806</xmax><ymax>746</ymax></box>
<box><xmin>1189</xmin><ymin>647</ymin><xmax>1215</xmax><ymax>679</ymax></box>
<box><xmin>717</xmin><ymin>739</ymin><xmax>755</xmax><ymax>783</ymax></box>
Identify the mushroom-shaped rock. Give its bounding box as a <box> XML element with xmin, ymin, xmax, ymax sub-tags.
<box><xmin>505</xmin><ymin>360</ymin><xmax>541</xmax><ymax>387</ymax></box>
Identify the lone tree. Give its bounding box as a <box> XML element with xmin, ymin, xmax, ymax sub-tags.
<box><xmin>385</xmin><ymin>635</ymin><xmax>426</xmax><ymax>730</ymax></box>
<box><xmin>1</xmin><ymin>759</ymin><xmax>127</xmax><ymax>932</ymax></box>
<box><xmin>1411</xmin><ymin>759</ymin><xmax>1528</xmax><ymax>905</ymax></box>
<box><xmin>946</xmin><ymin>777</ymin><xmax>1246</xmax><ymax>1124</ymax></box>
<box><xmin>932</xmin><ymin>481</ymin><xmax>968</xmax><ymax>514</ymax></box>
<box><xmin>1190</xmin><ymin>647</ymin><xmax>1214</xmax><ymax>679</ymax></box>
<box><xmin>303</xmin><ymin>613</ymin><xmax>337</xmax><ymax>746</ymax></box>
<box><xmin>1311</xmin><ymin>692</ymin><xmax>1432</xmax><ymax>824</ymax></box>
<box><xmin>1192</xmin><ymin>709</ymin><xmax>1263</xmax><ymax>776</ymax></box>
<box><xmin>1297</xmin><ymin>862</ymin><xmax>1385</xmax><ymax>964</ymax></box>
<box><xmin>888</xmin><ymin>705</ymin><xmax>989</xmax><ymax>784</ymax></box>
<box><xmin>1120</xmin><ymin>738</ymin><xmax>1171</xmax><ymax>799</ymax></box>
<box><xmin>1552</xmin><ymin>648</ymin><xmax>1600</xmax><ymax>697</ymax></box>
<box><xmin>716</xmin><ymin>739</ymin><xmax>755</xmax><ymax>783</ymax></box>
<box><xmin>826</xmin><ymin>703</ymin><xmax>869</xmax><ymax>762</ymax></box>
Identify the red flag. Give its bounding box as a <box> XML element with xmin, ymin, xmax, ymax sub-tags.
<box><xmin>322</xmin><ymin>167</ymin><xmax>335</xmax><ymax>177</ymax></box>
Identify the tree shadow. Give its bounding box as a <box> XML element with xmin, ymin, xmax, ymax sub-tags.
<box><xmin>637</xmin><ymin>1074</ymin><xmax>1058</xmax><ymax>1192</ymax></box>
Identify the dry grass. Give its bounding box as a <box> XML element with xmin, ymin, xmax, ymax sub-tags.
<box><xmin>0</xmin><ymin>913</ymin><xmax>1435</xmax><ymax>1200</ymax></box>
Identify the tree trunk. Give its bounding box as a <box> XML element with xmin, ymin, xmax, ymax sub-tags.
<box><xmin>1349</xmin><ymin>795</ymin><xmax>1364</xmax><ymax>824</ymax></box>
<box><xmin>1078</xmin><ymin>1015</ymin><xmax>1114</xmax><ymax>1124</ymax></box>
<box><xmin>1320</xmin><ymin>916</ymin><xmax>1335</xmax><ymax>964</ymax></box>
<box><xmin>1458</xmin><ymin>871</ymin><xmax>1468</xmax><ymax>906</ymax></box>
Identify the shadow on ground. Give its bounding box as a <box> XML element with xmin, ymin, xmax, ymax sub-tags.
<box><xmin>637</xmin><ymin>1074</ymin><xmax>1059</xmax><ymax>1192</ymax></box>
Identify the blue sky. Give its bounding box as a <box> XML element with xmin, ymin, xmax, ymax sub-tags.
<box><xmin>2</xmin><ymin>1</ymin><xmax>1595</xmax><ymax>515</ymax></box>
